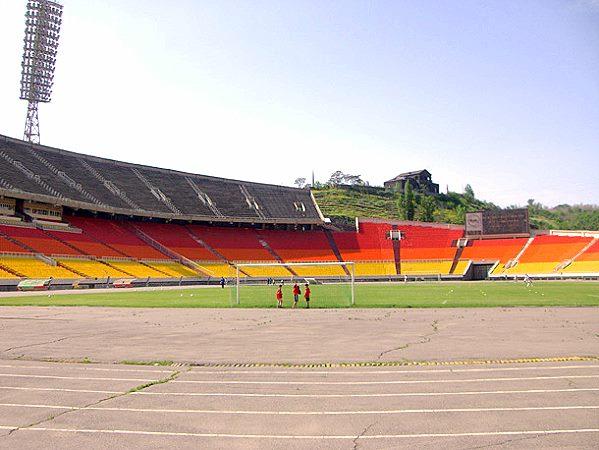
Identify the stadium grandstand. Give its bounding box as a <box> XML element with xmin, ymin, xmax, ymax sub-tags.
<box><xmin>0</xmin><ymin>133</ymin><xmax>597</xmax><ymax>289</ymax></box>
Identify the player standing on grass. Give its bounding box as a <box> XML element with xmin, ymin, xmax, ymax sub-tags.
<box><xmin>276</xmin><ymin>284</ymin><xmax>283</xmax><ymax>308</ymax></box>
<box><xmin>304</xmin><ymin>283</ymin><xmax>311</xmax><ymax>308</ymax></box>
<box><xmin>292</xmin><ymin>282</ymin><xmax>300</xmax><ymax>308</ymax></box>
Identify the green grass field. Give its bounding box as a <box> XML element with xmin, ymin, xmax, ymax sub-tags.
<box><xmin>1</xmin><ymin>281</ymin><xmax>598</xmax><ymax>308</ymax></box>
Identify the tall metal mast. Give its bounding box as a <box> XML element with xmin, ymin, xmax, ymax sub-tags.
<box><xmin>20</xmin><ymin>0</ymin><xmax>63</xmax><ymax>144</ymax></box>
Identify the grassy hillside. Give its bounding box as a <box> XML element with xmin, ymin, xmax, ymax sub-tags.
<box><xmin>312</xmin><ymin>185</ymin><xmax>599</xmax><ymax>230</ymax></box>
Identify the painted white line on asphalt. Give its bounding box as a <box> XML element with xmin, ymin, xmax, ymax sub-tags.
<box><xmin>0</xmin><ymin>386</ymin><xmax>121</xmax><ymax>394</ymax></box>
<box><xmin>0</xmin><ymin>373</ymin><xmax>159</xmax><ymax>382</ymax></box>
<box><xmin>1</xmin><ymin>403</ymin><xmax>598</xmax><ymax>415</ymax></box>
<box><xmin>1</xmin><ymin>385</ymin><xmax>598</xmax><ymax>398</ymax></box>
<box><xmin>173</xmin><ymin>375</ymin><xmax>599</xmax><ymax>385</ymax></box>
<box><xmin>187</xmin><ymin>365</ymin><xmax>599</xmax><ymax>376</ymax></box>
<box><xmin>0</xmin><ymin>365</ymin><xmax>173</xmax><ymax>374</ymax></box>
<box><xmin>0</xmin><ymin>425</ymin><xmax>598</xmax><ymax>439</ymax></box>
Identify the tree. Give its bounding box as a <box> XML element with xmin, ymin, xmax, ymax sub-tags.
<box><xmin>399</xmin><ymin>181</ymin><xmax>415</xmax><ymax>220</ymax></box>
<box><xmin>327</xmin><ymin>171</ymin><xmax>365</xmax><ymax>186</ymax></box>
<box><xmin>294</xmin><ymin>177</ymin><xmax>307</xmax><ymax>188</ymax></box>
<box><xmin>416</xmin><ymin>195</ymin><xmax>436</xmax><ymax>222</ymax></box>
<box><xmin>464</xmin><ymin>184</ymin><xmax>475</xmax><ymax>200</ymax></box>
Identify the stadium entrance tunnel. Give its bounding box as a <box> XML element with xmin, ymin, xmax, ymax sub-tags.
<box><xmin>470</xmin><ymin>263</ymin><xmax>495</xmax><ymax>280</ymax></box>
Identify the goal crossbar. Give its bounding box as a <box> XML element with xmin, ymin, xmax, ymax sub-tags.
<box><xmin>234</xmin><ymin>261</ymin><xmax>355</xmax><ymax>306</ymax></box>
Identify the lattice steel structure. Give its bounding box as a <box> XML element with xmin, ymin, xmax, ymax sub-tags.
<box><xmin>20</xmin><ymin>0</ymin><xmax>63</xmax><ymax>144</ymax></box>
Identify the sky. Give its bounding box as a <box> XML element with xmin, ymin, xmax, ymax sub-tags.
<box><xmin>0</xmin><ymin>0</ymin><xmax>598</xmax><ymax>207</ymax></box>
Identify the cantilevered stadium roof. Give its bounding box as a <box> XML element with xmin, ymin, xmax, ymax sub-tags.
<box><xmin>0</xmin><ymin>134</ymin><xmax>324</xmax><ymax>225</ymax></box>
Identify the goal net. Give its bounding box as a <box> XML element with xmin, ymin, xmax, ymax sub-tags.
<box><xmin>233</xmin><ymin>261</ymin><xmax>355</xmax><ymax>307</ymax></box>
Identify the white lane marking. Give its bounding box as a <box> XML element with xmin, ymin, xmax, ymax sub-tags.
<box><xmin>174</xmin><ymin>375</ymin><xmax>599</xmax><ymax>385</ymax></box>
<box><xmin>0</xmin><ymin>373</ymin><xmax>156</xmax><ymax>382</ymax></box>
<box><xmin>186</xmin><ymin>365</ymin><xmax>599</xmax><ymax>375</ymax></box>
<box><xmin>0</xmin><ymin>425</ymin><xmax>598</xmax><ymax>439</ymax></box>
<box><xmin>1</xmin><ymin>403</ymin><xmax>598</xmax><ymax>415</ymax></box>
<box><xmin>0</xmin><ymin>387</ymin><xmax>121</xmax><ymax>394</ymax></box>
<box><xmin>0</xmin><ymin>364</ymin><xmax>173</xmax><ymax>374</ymax></box>
<box><xmin>1</xmin><ymin>386</ymin><xmax>598</xmax><ymax>398</ymax></box>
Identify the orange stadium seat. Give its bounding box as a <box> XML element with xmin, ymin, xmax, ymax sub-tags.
<box><xmin>460</xmin><ymin>238</ymin><xmax>529</xmax><ymax>263</ymax></box>
<box><xmin>136</xmin><ymin>222</ymin><xmax>219</xmax><ymax>261</ymax></box>
<box><xmin>258</xmin><ymin>229</ymin><xmax>338</xmax><ymax>262</ymax></box>
<box><xmin>0</xmin><ymin>224</ymin><xmax>81</xmax><ymax>256</ymax></box>
<box><xmin>332</xmin><ymin>222</ymin><xmax>395</xmax><ymax>261</ymax></box>
<box><xmin>67</xmin><ymin>216</ymin><xmax>165</xmax><ymax>259</ymax></box>
<box><xmin>189</xmin><ymin>225</ymin><xmax>274</xmax><ymax>262</ymax></box>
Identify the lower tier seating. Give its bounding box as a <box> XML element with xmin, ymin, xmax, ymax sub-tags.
<box><xmin>146</xmin><ymin>262</ymin><xmax>199</xmax><ymax>277</ymax></box>
<box><xmin>241</xmin><ymin>264</ymin><xmax>293</xmax><ymax>278</ymax></box>
<box><xmin>105</xmin><ymin>260</ymin><xmax>171</xmax><ymax>278</ymax></box>
<box><xmin>563</xmin><ymin>261</ymin><xmax>599</xmax><ymax>273</ymax></box>
<box><xmin>0</xmin><ymin>257</ymin><xmax>77</xmax><ymax>278</ymax></box>
<box><xmin>400</xmin><ymin>260</ymin><xmax>454</xmax><ymax>275</ymax></box>
<box><xmin>289</xmin><ymin>264</ymin><xmax>347</xmax><ymax>277</ymax></box>
<box><xmin>57</xmin><ymin>259</ymin><xmax>128</xmax><ymax>278</ymax></box>
<box><xmin>195</xmin><ymin>262</ymin><xmax>239</xmax><ymax>278</ymax></box>
<box><xmin>500</xmin><ymin>262</ymin><xmax>560</xmax><ymax>275</ymax></box>
<box><xmin>354</xmin><ymin>262</ymin><xmax>397</xmax><ymax>276</ymax></box>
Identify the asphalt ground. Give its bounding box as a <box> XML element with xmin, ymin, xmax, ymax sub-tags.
<box><xmin>0</xmin><ymin>307</ymin><xmax>597</xmax><ymax>364</ymax></box>
<box><xmin>0</xmin><ymin>306</ymin><xmax>597</xmax><ymax>448</ymax></box>
<box><xmin>0</xmin><ymin>360</ymin><xmax>597</xmax><ymax>449</ymax></box>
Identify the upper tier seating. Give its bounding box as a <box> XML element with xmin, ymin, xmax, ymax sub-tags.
<box><xmin>518</xmin><ymin>235</ymin><xmax>591</xmax><ymax>263</ymax></box>
<box><xmin>45</xmin><ymin>228</ymin><xmax>121</xmax><ymax>257</ymax></box>
<box><xmin>332</xmin><ymin>222</ymin><xmax>395</xmax><ymax>261</ymax></box>
<box><xmin>66</xmin><ymin>216</ymin><xmax>165</xmax><ymax>259</ymax></box>
<box><xmin>257</xmin><ymin>229</ymin><xmax>338</xmax><ymax>262</ymax></box>
<box><xmin>397</xmin><ymin>224</ymin><xmax>463</xmax><ymax>260</ymax></box>
<box><xmin>562</xmin><ymin>239</ymin><xmax>599</xmax><ymax>274</ymax></box>
<box><xmin>0</xmin><ymin>224</ymin><xmax>80</xmax><ymax>256</ymax></box>
<box><xmin>0</xmin><ymin>235</ymin><xmax>30</xmax><ymax>253</ymax></box>
<box><xmin>136</xmin><ymin>222</ymin><xmax>218</xmax><ymax>261</ymax></box>
<box><xmin>189</xmin><ymin>225</ymin><xmax>273</xmax><ymax>261</ymax></box>
<box><xmin>460</xmin><ymin>238</ymin><xmax>529</xmax><ymax>263</ymax></box>
<box><xmin>0</xmin><ymin>134</ymin><xmax>321</xmax><ymax>223</ymax></box>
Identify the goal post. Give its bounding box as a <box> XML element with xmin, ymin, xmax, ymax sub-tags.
<box><xmin>234</xmin><ymin>261</ymin><xmax>355</xmax><ymax>307</ymax></box>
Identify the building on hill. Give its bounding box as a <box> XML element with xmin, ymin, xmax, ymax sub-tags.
<box><xmin>384</xmin><ymin>170</ymin><xmax>439</xmax><ymax>195</ymax></box>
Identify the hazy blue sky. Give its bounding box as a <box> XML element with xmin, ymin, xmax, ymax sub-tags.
<box><xmin>1</xmin><ymin>0</ymin><xmax>598</xmax><ymax>206</ymax></box>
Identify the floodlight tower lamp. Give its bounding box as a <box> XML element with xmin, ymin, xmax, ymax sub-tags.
<box><xmin>19</xmin><ymin>0</ymin><xmax>63</xmax><ymax>144</ymax></box>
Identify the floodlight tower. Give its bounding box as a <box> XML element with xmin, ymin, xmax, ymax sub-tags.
<box><xmin>19</xmin><ymin>0</ymin><xmax>63</xmax><ymax>144</ymax></box>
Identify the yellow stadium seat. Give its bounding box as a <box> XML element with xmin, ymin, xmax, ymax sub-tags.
<box><xmin>503</xmin><ymin>262</ymin><xmax>559</xmax><ymax>275</ymax></box>
<box><xmin>452</xmin><ymin>260</ymin><xmax>471</xmax><ymax>275</ymax></box>
<box><xmin>0</xmin><ymin>257</ymin><xmax>77</xmax><ymax>278</ymax></box>
<box><xmin>105</xmin><ymin>260</ymin><xmax>168</xmax><ymax>278</ymax></box>
<box><xmin>57</xmin><ymin>259</ymin><xmax>128</xmax><ymax>278</ymax></box>
<box><xmin>196</xmin><ymin>262</ymin><xmax>239</xmax><ymax>277</ymax></box>
<box><xmin>562</xmin><ymin>261</ymin><xmax>599</xmax><ymax>274</ymax></box>
<box><xmin>286</xmin><ymin>263</ymin><xmax>348</xmax><ymax>277</ymax></box>
<box><xmin>400</xmin><ymin>260</ymin><xmax>453</xmax><ymax>275</ymax></box>
<box><xmin>146</xmin><ymin>262</ymin><xmax>199</xmax><ymax>277</ymax></box>
<box><xmin>240</xmin><ymin>264</ymin><xmax>293</xmax><ymax>278</ymax></box>
<box><xmin>0</xmin><ymin>266</ymin><xmax>19</xmax><ymax>279</ymax></box>
<box><xmin>353</xmin><ymin>261</ymin><xmax>397</xmax><ymax>276</ymax></box>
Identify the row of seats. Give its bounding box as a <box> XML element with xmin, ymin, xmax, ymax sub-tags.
<box><xmin>1</xmin><ymin>134</ymin><xmax>321</xmax><ymax>222</ymax></box>
<box><xmin>0</xmin><ymin>216</ymin><xmax>597</xmax><ymax>279</ymax></box>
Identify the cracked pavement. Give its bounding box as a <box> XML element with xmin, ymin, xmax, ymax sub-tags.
<box><xmin>0</xmin><ymin>307</ymin><xmax>597</xmax><ymax>364</ymax></box>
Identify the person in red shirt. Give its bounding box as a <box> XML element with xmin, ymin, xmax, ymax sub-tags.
<box><xmin>292</xmin><ymin>283</ymin><xmax>300</xmax><ymax>308</ymax></box>
<box><xmin>303</xmin><ymin>283</ymin><xmax>311</xmax><ymax>308</ymax></box>
<box><xmin>275</xmin><ymin>284</ymin><xmax>283</xmax><ymax>308</ymax></box>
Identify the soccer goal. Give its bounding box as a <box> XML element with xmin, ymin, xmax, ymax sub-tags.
<box><xmin>234</xmin><ymin>261</ymin><xmax>355</xmax><ymax>307</ymax></box>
